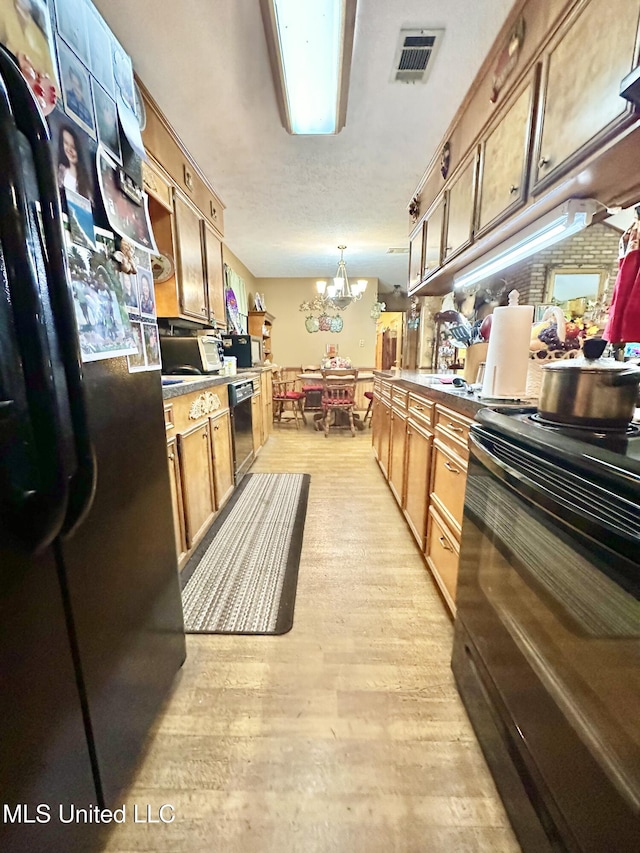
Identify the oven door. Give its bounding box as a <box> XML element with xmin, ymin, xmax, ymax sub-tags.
<box><xmin>453</xmin><ymin>427</ymin><xmax>640</xmax><ymax>853</ymax></box>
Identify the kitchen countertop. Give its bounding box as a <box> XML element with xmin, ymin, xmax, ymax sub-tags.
<box><xmin>161</xmin><ymin>373</ymin><xmax>260</xmax><ymax>400</ymax></box>
<box><xmin>374</xmin><ymin>370</ymin><xmax>537</xmax><ymax>418</ymax></box>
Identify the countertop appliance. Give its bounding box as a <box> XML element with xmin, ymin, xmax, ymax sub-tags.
<box><xmin>228</xmin><ymin>379</ymin><xmax>256</xmax><ymax>482</ymax></box>
<box><xmin>452</xmin><ymin>406</ymin><xmax>640</xmax><ymax>852</ymax></box>
<box><xmin>221</xmin><ymin>333</ymin><xmax>263</xmax><ymax>367</ymax></box>
<box><xmin>159</xmin><ymin>333</ymin><xmax>223</xmax><ymax>374</ymax></box>
<box><xmin>0</xmin><ymin>47</ymin><xmax>185</xmax><ymax>853</ymax></box>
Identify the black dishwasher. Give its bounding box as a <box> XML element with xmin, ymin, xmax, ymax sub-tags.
<box><xmin>228</xmin><ymin>379</ymin><xmax>255</xmax><ymax>483</ymax></box>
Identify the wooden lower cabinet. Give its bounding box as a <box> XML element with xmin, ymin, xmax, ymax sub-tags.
<box><xmin>425</xmin><ymin>505</ymin><xmax>460</xmax><ymax>615</ymax></box>
<box><xmin>178</xmin><ymin>421</ymin><xmax>216</xmax><ymax>548</ymax></box>
<box><xmin>403</xmin><ymin>419</ymin><xmax>433</xmax><ymax>550</ymax></box>
<box><xmin>388</xmin><ymin>407</ymin><xmax>407</xmax><ymax>506</ymax></box>
<box><xmin>210</xmin><ymin>410</ymin><xmax>234</xmax><ymax>510</ymax></box>
<box><xmin>166</xmin><ymin>437</ymin><xmax>188</xmax><ymax>565</ymax></box>
<box><xmin>261</xmin><ymin>369</ymin><xmax>273</xmax><ymax>442</ymax></box>
<box><xmin>252</xmin><ymin>391</ymin><xmax>263</xmax><ymax>454</ymax></box>
<box><xmin>372</xmin><ymin>381</ymin><xmax>474</xmax><ymax>617</ymax></box>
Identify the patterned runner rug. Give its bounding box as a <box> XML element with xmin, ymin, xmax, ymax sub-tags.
<box><xmin>181</xmin><ymin>473</ymin><xmax>310</xmax><ymax>634</ymax></box>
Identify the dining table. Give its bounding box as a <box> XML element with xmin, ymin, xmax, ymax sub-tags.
<box><xmin>297</xmin><ymin>371</ymin><xmax>374</xmax><ymax>431</ymax></box>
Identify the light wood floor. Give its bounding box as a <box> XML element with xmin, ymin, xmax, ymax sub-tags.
<box><xmin>101</xmin><ymin>422</ymin><xmax>521</xmax><ymax>853</ymax></box>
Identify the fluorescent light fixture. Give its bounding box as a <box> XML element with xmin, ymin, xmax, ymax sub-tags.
<box><xmin>260</xmin><ymin>0</ymin><xmax>357</xmax><ymax>134</ymax></box>
<box><xmin>454</xmin><ymin>199</ymin><xmax>599</xmax><ymax>290</ymax></box>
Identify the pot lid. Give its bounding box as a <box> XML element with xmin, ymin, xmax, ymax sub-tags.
<box><xmin>542</xmin><ymin>338</ymin><xmax>640</xmax><ymax>375</ymax></box>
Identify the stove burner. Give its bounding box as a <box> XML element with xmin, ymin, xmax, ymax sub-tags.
<box><xmin>528</xmin><ymin>412</ymin><xmax>640</xmax><ymax>438</ymax></box>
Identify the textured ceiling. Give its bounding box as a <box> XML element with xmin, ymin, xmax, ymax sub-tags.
<box><xmin>94</xmin><ymin>0</ymin><xmax>516</xmax><ymax>291</ymax></box>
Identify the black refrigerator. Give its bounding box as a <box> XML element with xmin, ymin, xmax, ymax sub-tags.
<box><xmin>0</xmin><ymin>47</ymin><xmax>186</xmax><ymax>853</ymax></box>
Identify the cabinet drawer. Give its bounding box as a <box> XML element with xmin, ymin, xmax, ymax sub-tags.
<box><xmin>430</xmin><ymin>440</ymin><xmax>467</xmax><ymax>536</ymax></box>
<box><xmin>425</xmin><ymin>506</ymin><xmax>459</xmax><ymax>615</ymax></box>
<box><xmin>407</xmin><ymin>393</ymin><xmax>433</xmax><ymax>428</ymax></box>
<box><xmin>380</xmin><ymin>380</ymin><xmax>392</xmax><ymax>401</ymax></box>
<box><xmin>142</xmin><ymin>158</ymin><xmax>172</xmax><ymax>209</ymax></box>
<box><xmin>391</xmin><ymin>386</ymin><xmax>408</xmax><ymax>411</ymax></box>
<box><xmin>163</xmin><ymin>404</ymin><xmax>175</xmax><ymax>433</ymax></box>
<box><xmin>434</xmin><ymin>405</ymin><xmax>472</xmax><ymax>456</ymax></box>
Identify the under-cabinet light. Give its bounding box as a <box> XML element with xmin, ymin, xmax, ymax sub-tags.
<box><xmin>260</xmin><ymin>0</ymin><xmax>357</xmax><ymax>135</ymax></box>
<box><xmin>454</xmin><ymin>199</ymin><xmax>599</xmax><ymax>290</ymax></box>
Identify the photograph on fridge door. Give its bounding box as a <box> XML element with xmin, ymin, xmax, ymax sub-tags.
<box><xmin>0</xmin><ymin>0</ymin><xmax>59</xmax><ymax>114</ymax></box>
<box><xmin>93</xmin><ymin>78</ymin><xmax>122</xmax><ymax>164</ymax></box>
<box><xmin>142</xmin><ymin>322</ymin><xmax>161</xmax><ymax>369</ymax></box>
<box><xmin>138</xmin><ymin>267</ymin><xmax>156</xmax><ymax>318</ymax></box>
<box><xmin>97</xmin><ymin>145</ymin><xmax>157</xmax><ymax>253</ymax></box>
<box><xmin>64</xmin><ymin>221</ymin><xmax>137</xmax><ymax>362</ymax></box>
<box><xmin>56</xmin><ymin>36</ymin><xmax>95</xmax><ymax>137</ymax></box>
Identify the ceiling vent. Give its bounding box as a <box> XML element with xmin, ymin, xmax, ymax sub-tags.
<box><xmin>391</xmin><ymin>28</ymin><xmax>444</xmax><ymax>84</ymax></box>
<box><xmin>386</xmin><ymin>247</ymin><xmax>410</xmax><ymax>254</ymax></box>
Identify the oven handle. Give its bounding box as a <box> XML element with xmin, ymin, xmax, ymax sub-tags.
<box><xmin>468</xmin><ymin>432</ymin><xmax>639</xmax><ymax>558</ymax></box>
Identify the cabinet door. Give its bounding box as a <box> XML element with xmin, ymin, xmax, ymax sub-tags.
<box><xmin>166</xmin><ymin>438</ymin><xmax>188</xmax><ymax>566</ymax></box>
<box><xmin>178</xmin><ymin>422</ymin><xmax>215</xmax><ymax>547</ymax></box>
<box><xmin>423</xmin><ymin>197</ymin><xmax>445</xmax><ymax>277</ymax></box>
<box><xmin>430</xmin><ymin>440</ymin><xmax>467</xmax><ymax>537</ymax></box>
<box><xmin>252</xmin><ymin>392</ymin><xmax>263</xmax><ymax>453</ymax></box>
<box><xmin>210</xmin><ymin>410</ymin><xmax>234</xmax><ymax>510</ymax></box>
<box><xmin>261</xmin><ymin>370</ymin><xmax>273</xmax><ymax>442</ymax></box>
<box><xmin>388</xmin><ymin>409</ymin><xmax>407</xmax><ymax>507</ymax></box>
<box><xmin>534</xmin><ymin>0</ymin><xmax>640</xmax><ymax>190</ymax></box>
<box><xmin>408</xmin><ymin>221</ymin><xmax>425</xmax><ymax>289</ymax></box>
<box><xmin>174</xmin><ymin>191</ymin><xmax>208</xmax><ymax>321</ymax></box>
<box><xmin>425</xmin><ymin>506</ymin><xmax>459</xmax><ymax>616</ymax></box>
<box><xmin>443</xmin><ymin>157</ymin><xmax>476</xmax><ymax>260</ymax></box>
<box><xmin>478</xmin><ymin>81</ymin><xmax>534</xmax><ymax>233</ymax></box>
<box><xmin>404</xmin><ymin>421</ymin><xmax>433</xmax><ymax>549</ymax></box>
<box><xmin>377</xmin><ymin>399</ymin><xmax>391</xmax><ymax>478</ymax></box>
<box><xmin>203</xmin><ymin>222</ymin><xmax>225</xmax><ymax>329</ymax></box>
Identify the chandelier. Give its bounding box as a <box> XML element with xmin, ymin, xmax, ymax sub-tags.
<box><xmin>315</xmin><ymin>245</ymin><xmax>368</xmax><ymax>310</ymax></box>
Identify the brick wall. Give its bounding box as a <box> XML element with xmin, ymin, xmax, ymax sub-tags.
<box><xmin>505</xmin><ymin>223</ymin><xmax>620</xmax><ymax>305</ymax></box>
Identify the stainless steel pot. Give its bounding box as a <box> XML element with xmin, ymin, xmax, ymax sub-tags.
<box><xmin>538</xmin><ymin>339</ymin><xmax>640</xmax><ymax>429</ymax></box>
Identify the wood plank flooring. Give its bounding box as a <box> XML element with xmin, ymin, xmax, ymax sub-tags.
<box><xmin>100</xmin><ymin>424</ymin><xmax>521</xmax><ymax>852</ymax></box>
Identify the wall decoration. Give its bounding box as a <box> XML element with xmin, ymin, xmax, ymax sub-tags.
<box><xmin>57</xmin><ymin>36</ymin><xmax>95</xmax><ymax>137</ymax></box>
<box><xmin>490</xmin><ymin>16</ymin><xmax>525</xmax><ymax>104</ymax></box>
<box><xmin>225</xmin><ymin>286</ymin><xmax>243</xmax><ymax>333</ymax></box>
<box><xmin>92</xmin><ymin>80</ymin><xmax>121</xmax><ymax>164</ymax></box>
<box><xmin>440</xmin><ymin>141</ymin><xmax>451</xmax><ymax>179</ymax></box>
<box><xmin>0</xmin><ymin>0</ymin><xmax>59</xmax><ymax>114</ymax></box>
<box><xmin>97</xmin><ymin>146</ymin><xmax>157</xmax><ymax>253</ymax></box>
<box><xmin>408</xmin><ymin>195</ymin><xmax>420</xmax><ymax>223</ymax></box>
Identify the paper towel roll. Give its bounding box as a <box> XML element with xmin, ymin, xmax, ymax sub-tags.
<box><xmin>480</xmin><ymin>292</ymin><xmax>533</xmax><ymax>399</ymax></box>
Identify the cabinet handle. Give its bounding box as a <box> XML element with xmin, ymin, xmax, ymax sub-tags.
<box><xmin>213</xmin><ymin>425</ymin><xmax>219</xmax><ymax>431</ymax></box>
<box><xmin>439</xmin><ymin>535</ymin><xmax>453</xmax><ymax>551</ymax></box>
<box><xmin>203</xmin><ymin>431</ymin><xmax>208</xmax><ymax>439</ymax></box>
<box><xmin>444</xmin><ymin>461</ymin><xmax>460</xmax><ymax>474</ymax></box>
<box><xmin>414</xmin><ymin>405</ymin><xmax>424</xmax><ymax>411</ymax></box>
<box><xmin>201</xmin><ymin>307</ymin><xmax>207</xmax><ymax>314</ymax></box>
<box><xmin>538</xmin><ymin>156</ymin><xmax>550</xmax><ymax>169</ymax></box>
<box><xmin>168</xmin><ymin>452</ymin><xmax>175</xmax><ymax>461</ymax></box>
<box><xmin>509</xmin><ymin>184</ymin><xmax>519</xmax><ymax>194</ymax></box>
<box><xmin>447</xmin><ymin>422</ymin><xmax>463</xmax><ymax>433</ymax></box>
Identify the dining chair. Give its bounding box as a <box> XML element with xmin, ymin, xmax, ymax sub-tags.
<box><xmin>272</xmin><ymin>374</ymin><xmax>307</xmax><ymax>429</ymax></box>
<box><xmin>321</xmin><ymin>369</ymin><xmax>358</xmax><ymax>437</ymax></box>
<box><xmin>363</xmin><ymin>390</ymin><xmax>374</xmax><ymax>426</ymax></box>
<box><xmin>300</xmin><ymin>365</ymin><xmax>323</xmax><ymax>412</ymax></box>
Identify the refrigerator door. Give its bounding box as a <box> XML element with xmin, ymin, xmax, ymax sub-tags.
<box><xmin>60</xmin><ymin>360</ymin><xmax>186</xmax><ymax>805</ymax></box>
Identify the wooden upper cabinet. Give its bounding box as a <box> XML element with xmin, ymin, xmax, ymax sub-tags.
<box><xmin>408</xmin><ymin>221</ymin><xmax>425</xmax><ymax>289</ymax></box>
<box><xmin>423</xmin><ymin>197</ymin><xmax>445</xmax><ymax>277</ymax></box>
<box><xmin>478</xmin><ymin>79</ymin><xmax>536</xmax><ymax>234</ymax></box>
<box><xmin>533</xmin><ymin>0</ymin><xmax>640</xmax><ymax>191</ymax></box>
<box><xmin>203</xmin><ymin>222</ymin><xmax>225</xmax><ymax>329</ymax></box>
<box><xmin>443</xmin><ymin>156</ymin><xmax>476</xmax><ymax>261</ymax></box>
<box><xmin>174</xmin><ymin>191</ymin><xmax>208</xmax><ymax>321</ymax></box>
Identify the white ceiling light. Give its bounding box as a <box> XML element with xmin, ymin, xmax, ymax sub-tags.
<box><xmin>453</xmin><ymin>199</ymin><xmax>599</xmax><ymax>290</ymax></box>
<box><xmin>260</xmin><ymin>0</ymin><xmax>357</xmax><ymax>135</ymax></box>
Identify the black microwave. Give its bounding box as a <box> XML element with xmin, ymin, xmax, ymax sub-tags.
<box><xmin>221</xmin><ymin>334</ymin><xmax>263</xmax><ymax>367</ymax></box>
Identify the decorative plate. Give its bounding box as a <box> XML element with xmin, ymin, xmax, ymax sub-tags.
<box><xmin>133</xmin><ymin>82</ymin><xmax>147</xmax><ymax>131</ymax></box>
<box><xmin>225</xmin><ymin>286</ymin><xmax>242</xmax><ymax>333</ymax></box>
<box><xmin>150</xmin><ymin>252</ymin><xmax>174</xmax><ymax>283</ymax></box>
